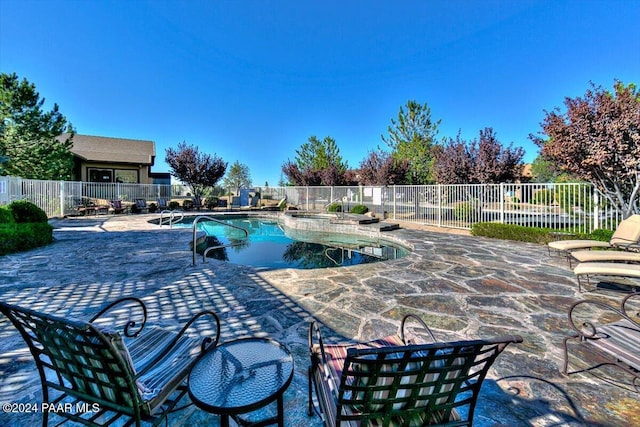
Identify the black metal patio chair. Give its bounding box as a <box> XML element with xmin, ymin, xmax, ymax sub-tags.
<box><xmin>0</xmin><ymin>297</ymin><xmax>220</xmax><ymax>427</ymax></box>
<box><xmin>308</xmin><ymin>315</ymin><xmax>522</xmax><ymax>426</ymax></box>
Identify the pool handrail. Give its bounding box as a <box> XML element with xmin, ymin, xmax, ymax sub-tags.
<box><xmin>159</xmin><ymin>210</ymin><xmax>184</xmax><ymax>227</ymax></box>
<box><xmin>192</xmin><ymin>215</ymin><xmax>249</xmax><ymax>266</ymax></box>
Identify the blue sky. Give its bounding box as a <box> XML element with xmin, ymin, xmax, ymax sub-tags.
<box><xmin>1</xmin><ymin>0</ymin><xmax>638</xmax><ymax>186</ymax></box>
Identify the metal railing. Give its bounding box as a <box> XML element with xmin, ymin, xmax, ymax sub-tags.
<box><xmin>158</xmin><ymin>210</ymin><xmax>184</xmax><ymax>228</ymax></box>
<box><xmin>191</xmin><ymin>215</ymin><xmax>249</xmax><ymax>266</ymax></box>
<box><xmin>0</xmin><ymin>176</ymin><xmax>624</xmax><ymax>233</ymax></box>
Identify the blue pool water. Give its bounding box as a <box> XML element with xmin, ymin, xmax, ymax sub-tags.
<box><xmin>181</xmin><ymin>217</ymin><xmax>408</xmax><ymax>270</ymax></box>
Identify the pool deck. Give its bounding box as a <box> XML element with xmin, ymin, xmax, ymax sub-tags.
<box><xmin>1</xmin><ymin>213</ymin><xmax>638</xmax><ymax>426</ymax></box>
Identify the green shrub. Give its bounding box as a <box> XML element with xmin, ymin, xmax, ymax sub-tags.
<box><xmin>0</xmin><ymin>206</ymin><xmax>16</xmax><ymax>224</ymax></box>
<box><xmin>206</xmin><ymin>198</ymin><xmax>218</xmax><ymax>210</ymax></box>
<box><xmin>349</xmin><ymin>204</ymin><xmax>369</xmax><ymax>214</ymax></box>
<box><xmin>169</xmin><ymin>201</ymin><xmax>180</xmax><ymax>210</ymax></box>
<box><xmin>183</xmin><ymin>199</ymin><xmax>194</xmax><ymax>210</ymax></box>
<box><xmin>148</xmin><ymin>203</ymin><xmax>158</xmax><ymax>213</ymax></box>
<box><xmin>454</xmin><ymin>202</ymin><xmax>477</xmax><ymax>222</ymax></box>
<box><xmin>327</xmin><ymin>202</ymin><xmax>342</xmax><ymax>212</ymax></box>
<box><xmin>0</xmin><ymin>223</ymin><xmax>54</xmax><ymax>256</ymax></box>
<box><xmin>589</xmin><ymin>228</ymin><xmax>614</xmax><ymax>242</ymax></box>
<box><xmin>8</xmin><ymin>200</ymin><xmax>48</xmax><ymax>223</ymax></box>
<box><xmin>470</xmin><ymin>222</ymin><xmax>612</xmax><ymax>245</ymax></box>
<box><xmin>471</xmin><ymin>222</ymin><xmax>555</xmax><ymax>244</ymax></box>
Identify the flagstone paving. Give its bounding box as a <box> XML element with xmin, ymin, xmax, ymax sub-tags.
<box><xmin>0</xmin><ymin>213</ymin><xmax>638</xmax><ymax>426</ymax></box>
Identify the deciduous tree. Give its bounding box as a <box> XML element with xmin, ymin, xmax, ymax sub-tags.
<box><xmin>531</xmin><ymin>81</ymin><xmax>640</xmax><ymax>216</ymax></box>
<box><xmin>381</xmin><ymin>100</ymin><xmax>441</xmax><ymax>184</ymax></box>
<box><xmin>433</xmin><ymin>128</ymin><xmax>524</xmax><ymax>184</ymax></box>
<box><xmin>165</xmin><ymin>141</ymin><xmax>227</xmax><ymax>198</ymax></box>
<box><xmin>0</xmin><ymin>72</ymin><xmax>75</xmax><ymax>179</ymax></box>
<box><xmin>358</xmin><ymin>149</ymin><xmax>411</xmax><ymax>185</ymax></box>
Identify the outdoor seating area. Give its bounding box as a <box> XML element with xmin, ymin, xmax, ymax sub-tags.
<box><xmin>0</xmin><ymin>214</ymin><xmax>638</xmax><ymax>426</ymax></box>
<box><xmin>547</xmin><ymin>214</ymin><xmax>640</xmax><ymax>293</ymax></box>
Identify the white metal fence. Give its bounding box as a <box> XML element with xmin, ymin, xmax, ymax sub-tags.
<box><xmin>0</xmin><ymin>176</ymin><xmax>623</xmax><ymax>232</ymax></box>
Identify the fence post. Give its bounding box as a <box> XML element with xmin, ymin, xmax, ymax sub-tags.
<box><xmin>392</xmin><ymin>185</ymin><xmax>397</xmax><ymax>220</ymax></box>
<box><xmin>437</xmin><ymin>184</ymin><xmax>442</xmax><ymax>228</ymax></box>
<box><xmin>592</xmin><ymin>188</ymin><xmax>599</xmax><ymax>231</ymax></box>
<box><xmin>499</xmin><ymin>183</ymin><xmax>505</xmax><ymax>224</ymax></box>
<box><xmin>59</xmin><ymin>181</ymin><xmax>65</xmax><ymax>218</ymax></box>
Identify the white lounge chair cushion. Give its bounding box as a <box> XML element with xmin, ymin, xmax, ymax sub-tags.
<box><xmin>574</xmin><ymin>262</ymin><xmax>640</xmax><ymax>279</ymax></box>
<box><xmin>571</xmin><ymin>250</ymin><xmax>640</xmax><ymax>263</ymax></box>
<box><xmin>549</xmin><ymin>240</ymin><xmax>611</xmax><ymax>251</ymax></box>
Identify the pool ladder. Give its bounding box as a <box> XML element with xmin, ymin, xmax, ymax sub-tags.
<box><xmin>159</xmin><ymin>210</ymin><xmax>184</xmax><ymax>227</ymax></box>
<box><xmin>192</xmin><ymin>215</ymin><xmax>249</xmax><ymax>266</ymax></box>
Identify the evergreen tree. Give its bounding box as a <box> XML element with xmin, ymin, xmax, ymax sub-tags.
<box><xmin>0</xmin><ymin>72</ymin><xmax>75</xmax><ymax>179</ymax></box>
<box><xmin>381</xmin><ymin>100</ymin><xmax>441</xmax><ymax>184</ymax></box>
<box><xmin>222</xmin><ymin>161</ymin><xmax>252</xmax><ymax>195</ymax></box>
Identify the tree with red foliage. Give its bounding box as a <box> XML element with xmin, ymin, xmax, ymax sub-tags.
<box><xmin>165</xmin><ymin>141</ymin><xmax>227</xmax><ymax>198</ymax></box>
<box><xmin>433</xmin><ymin>128</ymin><xmax>524</xmax><ymax>184</ymax></box>
<box><xmin>531</xmin><ymin>81</ymin><xmax>640</xmax><ymax>216</ymax></box>
<box><xmin>358</xmin><ymin>149</ymin><xmax>411</xmax><ymax>185</ymax></box>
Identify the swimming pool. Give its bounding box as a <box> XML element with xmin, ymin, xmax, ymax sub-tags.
<box><xmin>180</xmin><ymin>216</ymin><xmax>408</xmax><ymax>270</ymax></box>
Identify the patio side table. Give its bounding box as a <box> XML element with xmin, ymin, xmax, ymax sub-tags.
<box><xmin>188</xmin><ymin>337</ymin><xmax>294</xmax><ymax>427</ymax></box>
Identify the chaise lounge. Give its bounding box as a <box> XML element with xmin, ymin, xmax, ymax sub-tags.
<box><xmin>573</xmin><ymin>262</ymin><xmax>640</xmax><ymax>292</ymax></box>
<box><xmin>562</xmin><ymin>292</ymin><xmax>640</xmax><ymax>388</ymax></box>
<box><xmin>570</xmin><ymin>250</ymin><xmax>640</xmax><ymax>265</ymax></box>
<box><xmin>548</xmin><ymin>214</ymin><xmax>640</xmax><ymax>263</ymax></box>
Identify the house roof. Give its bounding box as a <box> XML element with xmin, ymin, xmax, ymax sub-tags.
<box><xmin>60</xmin><ymin>134</ymin><xmax>156</xmax><ymax>165</ymax></box>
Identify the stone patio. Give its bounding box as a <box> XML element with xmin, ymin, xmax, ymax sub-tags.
<box><xmin>0</xmin><ymin>213</ymin><xmax>638</xmax><ymax>426</ymax></box>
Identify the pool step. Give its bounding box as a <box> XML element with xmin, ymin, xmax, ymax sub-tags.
<box><xmin>327</xmin><ymin>214</ymin><xmax>400</xmax><ymax>232</ymax></box>
<box><xmin>378</xmin><ymin>222</ymin><xmax>400</xmax><ymax>231</ymax></box>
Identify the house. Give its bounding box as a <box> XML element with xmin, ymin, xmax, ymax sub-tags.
<box><xmin>59</xmin><ymin>133</ymin><xmax>170</xmax><ymax>184</ymax></box>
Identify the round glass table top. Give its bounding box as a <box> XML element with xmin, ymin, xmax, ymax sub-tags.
<box><xmin>188</xmin><ymin>337</ymin><xmax>294</xmax><ymax>413</ymax></box>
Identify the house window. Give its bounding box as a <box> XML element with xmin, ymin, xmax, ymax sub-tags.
<box><xmin>88</xmin><ymin>169</ymin><xmax>113</xmax><ymax>183</ymax></box>
<box><xmin>115</xmin><ymin>169</ymin><xmax>138</xmax><ymax>183</ymax></box>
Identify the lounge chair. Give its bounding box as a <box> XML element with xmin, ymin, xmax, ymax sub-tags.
<box><xmin>0</xmin><ymin>297</ymin><xmax>220</xmax><ymax>427</ymax></box>
<box><xmin>574</xmin><ymin>262</ymin><xmax>640</xmax><ymax>292</ymax></box>
<box><xmin>562</xmin><ymin>293</ymin><xmax>640</xmax><ymax>385</ymax></box>
<box><xmin>193</xmin><ymin>195</ymin><xmax>204</xmax><ymax>211</ymax></box>
<box><xmin>231</xmin><ymin>196</ymin><xmax>241</xmax><ymax>209</ymax></box>
<box><xmin>548</xmin><ymin>214</ymin><xmax>640</xmax><ymax>261</ymax></box>
<box><xmin>77</xmin><ymin>197</ymin><xmax>109</xmax><ymax>215</ymax></box>
<box><xmin>571</xmin><ymin>250</ymin><xmax>640</xmax><ymax>264</ymax></box>
<box><xmin>134</xmin><ymin>198</ymin><xmax>149</xmax><ymax>213</ymax></box>
<box><xmin>157</xmin><ymin>198</ymin><xmax>169</xmax><ymax>210</ymax></box>
<box><xmin>110</xmin><ymin>199</ymin><xmax>129</xmax><ymax>214</ymax></box>
<box><xmin>308</xmin><ymin>314</ymin><xmax>522</xmax><ymax>426</ymax></box>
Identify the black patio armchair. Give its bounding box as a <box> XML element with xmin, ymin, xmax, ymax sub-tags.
<box><xmin>308</xmin><ymin>314</ymin><xmax>522</xmax><ymax>426</ymax></box>
<box><xmin>0</xmin><ymin>297</ymin><xmax>220</xmax><ymax>427</ymax></box>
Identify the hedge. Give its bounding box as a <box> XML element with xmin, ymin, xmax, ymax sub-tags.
<box><xmin>0</xmin><ymin>223</ymin><xmax>54</xmax><ymax>256</ymax></box>
<box><xmin>470</xmin><ymin>222</ymin><xmax>613</xmax><ymax>245</ymax></box>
